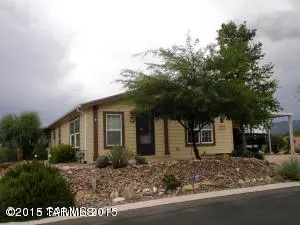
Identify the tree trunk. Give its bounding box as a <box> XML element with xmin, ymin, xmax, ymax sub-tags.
<box><xmin>240</xmin><ymin>125</ymin><xmax>247</xmax><ymax>156</ymax></box>
<box><xmin>191</xmin><ymin>129</ymin><xmax>201</xmax><ymax>160</ymax></box>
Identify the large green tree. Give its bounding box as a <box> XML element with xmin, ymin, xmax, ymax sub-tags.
<box><xmin>119</xmin><ymin>36</ymin><xmax>222</xmax><ymax>159</ymax></box>
<box><xmin>0</xmin><ymin>112</ymin><xmax>42</xmax><ymax>159</ymax></box>
<box><xmin>213</xmin><ymin>21</ymin><xmax>281</xmax><ymax>155</ymax></box>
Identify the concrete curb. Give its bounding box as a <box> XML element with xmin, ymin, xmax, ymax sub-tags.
<box><xmin>6</xmin><ymin>182</ymin><xmax>300</xmax><ymax>225</ymax></box>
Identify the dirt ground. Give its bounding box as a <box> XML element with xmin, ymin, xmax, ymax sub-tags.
<box><xmin>265</xmin><ymin>154</ymin><xmax>300</xmax><ymax>165</ymax></box>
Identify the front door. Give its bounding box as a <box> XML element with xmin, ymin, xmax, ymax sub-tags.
<box><xmin>136</xmin><ymin>115</ymin><xmax>155</xmax><ymax>155</ymax></box>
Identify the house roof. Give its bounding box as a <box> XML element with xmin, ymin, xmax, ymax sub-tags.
<box><xmin>46</xmin><ymin>93</ymin><xmax>124</xmax><ymax>129</ymax></box>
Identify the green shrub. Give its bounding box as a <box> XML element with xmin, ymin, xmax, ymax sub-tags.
<box><xmin>107</xmin><ymin>146</ymin><xmax>129</xmax><ymax>169</ymax></box>
<box><xmin>0</xmin><ymin>147</ymin><xmax>18</xmax><ymax>163</ymax></box>
<box><xmin>162</xmin><ymin>174</ymin><xmax>181</xmax><ymax>190</ymax></box>
<box><xmin>265</xmin><ymin>135</ymin><xmax>287</xmax><ymax>154</ymax></box>
<box><xmin>32</xmin><ymin>136</ymin><xmax>48</xmax><ymax>160</ymax></box>
<box><xmin>50</xmin><ymin>144</ymin><xmax>77</xmax><ymax>163</ymax></box>
<box><xmin>76</xmin><ymin>151</ymin><xmax>85</xmax><ymax>163</ymax></box>
<box><xmin>253</xmin><ymin>152</ymin><xmax>265</xmax><ymax>160</ymax></box>
<box><xmin>0</xmin><ymin>147</ymin><xmax>8</xmax><ymax>163</ymax></box>
<box><xmin>135</xmin><ymin>154</ymin><xmax>147</xmax><ymax>165</ymax></box>
<box><xmin>0</xmin><ymin>161</ymin><xmax>74</xmax><ymax>222</ymax></box>
<box><xmin>95</xmin><ymin>155</ymin><xmax>110</xmax><ymax>168</ymax></box>
<box><xmin>276</xmin><ymin>157</ymin><xmax>300</xmax><ymax>181</ymax></box>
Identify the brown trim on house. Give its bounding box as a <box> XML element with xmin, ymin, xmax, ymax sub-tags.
<box><xmin>103</xmin><ymin>111</ymin><xmax>125</xmax><ymax>149</ymax></box>
<box><xmin>185</xmin><ymin>122</ymin><xmax>216</xmax><ymax>147</ymax></box>
<box><xmin>163</xmin><ymin>118</ymin><xmax>170</xmax><ymax>155</ymax></box>
<box><xmin>93</xmin><ymin>106</ymin><xmax>99</xmax><ymax>161</ymax></box>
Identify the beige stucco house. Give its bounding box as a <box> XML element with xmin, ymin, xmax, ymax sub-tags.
<box><xmin>46</xmin><ymin>94</ymin><xmax>234</xmax><ymax>163</ymax></box>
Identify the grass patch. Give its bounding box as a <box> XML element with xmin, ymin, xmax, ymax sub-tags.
<box><xmin>276</xmin><ymin>157</ymin><xmax>300</xmax><ymax>181</ymax></box>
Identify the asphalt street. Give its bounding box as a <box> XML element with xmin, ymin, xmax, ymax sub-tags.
<box><xmin>45</xmin><ymin>187</ymin><xmax>300</xmax><ymax>225</ymax></box>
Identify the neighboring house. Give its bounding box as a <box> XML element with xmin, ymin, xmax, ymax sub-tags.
<box><xmin>46</xmin><ymin>93</ymin><xmax>234</xmax><ymax>163</ymax></box>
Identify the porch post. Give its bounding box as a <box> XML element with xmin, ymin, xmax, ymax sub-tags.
<box><xmin>268</xmin><ymin>127</ymin><xmax>272</xmax><ymax>154</ymax></box>
<box><xmin>288</xmin><ymin>115</ymin><xmax>295</xmax><ymax>154</ymax></box>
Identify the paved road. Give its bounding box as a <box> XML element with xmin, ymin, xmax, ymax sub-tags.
<box><xmin>46</xmin><ymin>187</ymin><xmax>300</xmax><ymax>225</ymax></box>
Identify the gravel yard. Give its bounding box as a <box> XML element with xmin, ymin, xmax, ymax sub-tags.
<box><xmin>55</xmin><ymin>157</ymin><xmax>276</xmax><ymax>207</ymax></box>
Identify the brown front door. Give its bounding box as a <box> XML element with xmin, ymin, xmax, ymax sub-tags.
<box><xmin>136</xmin><ymin>115</ymin><xmax>155</xmax><ymax>156</ymax></box>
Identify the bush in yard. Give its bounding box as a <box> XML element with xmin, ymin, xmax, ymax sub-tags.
<box><xmin>135</xmin><ymin>154</ymin><xmax>147</xmax><ymax>165</ymax></box>
<box><xmin>95</xmin><ymin>155</ymin><xmax>110</xmax><ymax>168</ymax></box>
<box><xmin>51</xmin><ymin>144</ymin><xmax>77</xmax><ymax>163</ymax></box>
<box><xmin>0</xmin><ymin>146</ymin><xmax>8</xmax><ymax>163</ymax></box>
<box><xmin>276</xmin><ymin>157</ymin><xmax>300</xmax><ymax>181</ymax></box>
<box><xmin>253</xmin><ymin>152</ymin><xmax>265</xmax><ymax>160</ymax></box>
<box><xmin>32</xmin><ymin>136</ymin><xmax>48</xmax><ymax>160</ymax></box>
<box><xmin>265</xmin><ymin>135</ymin><xmax>286</xmax><ymax>154</ymax></box>
<box><xmin>0</xmin><ymin>147</ymin><xmax>18</xmax><ymax>163</ymax></box>
<box><xmin>0</xmin><ymin>161</ymin><xmax>74</xmax><ymax>222</ymax></box>
<box><xmin>162</xmin><ymin>174</ymin><xmax>181</xmax><ymax>190</ymax></box>
<box><xmin>107</xmin><ymin>146</ymin><xmax>129</xmax><ymax>169</ymax></box>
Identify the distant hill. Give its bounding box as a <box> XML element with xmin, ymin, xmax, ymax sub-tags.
<box><xmin>271</xmin><ymin>120</ymin><xmax>300</xmax><ymax>134</ymax></box>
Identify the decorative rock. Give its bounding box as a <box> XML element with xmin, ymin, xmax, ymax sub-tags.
<box><xmin>245</xmin><ymin>178</ymin><xmax>251</xmax><ymax>183</ymax></box>
<box><xmin>182</xmin><ymin>184</ymin><xmax>193</xmax><ymax>192</ymax></box>
<box><xmin>152</xmin><ymin>187</ymin><xmax>158</xmax><ymax>194</ymax></box>
<box><xmin>159</xmin><ymin>189</ymin><xmax>165</xmax><ymax>193</ymax></box>
<box><xmin>142</xmin><ymin>188</ymin><xmax>153</xmax><ymax>196</ymax></box>
<box><xmin>235</xmin><ymin>168</ymin><xmax>240</xmax><ymax>172</ymax></box>
<box><xmin>128</xmin><ymin>159</ymin><xmax>136</xmax><ymax>165</ymax></box>
<box><xmin>238</xmin><ymin>179</ymin><xmax>245</xmax><ymax>185</ymax></box>
<box><xmin>68</xmin><ymin>171</ymin><xmax>73</xmax><ymax>174</ymax></box>
<box><xmin>112</xmin><ymin>197</ymin><xmax>125</xmax><ymax>203</ymax></box>
<box><xmin>251</xmin><ymin>178</ymin><xmax>257</xmax><ymax>183</ymax></box>
<box><xmin>110</xmin><ymin>190</ymin><xmax>119</xmax><ymax>199</ymax></box>
<box><xmin>265</xmin><ymin>176</ymin><xmax>272</xmax><ymax>183</ymax></box>
<box><xmin>142</xmin><ymin>188</ymin><xmax>151</xmax><ymax>193</ymax></box>
<box><xmin>158</xmin><ymin>191</ymin><xmax>164</xmax><ymax>196</ymax></box>
<box><xmin>121</xmin><ymin>186</ymin><xmax>137</xmax><ymax>200</ymax></box>
<box><xmin>175</xmin><ymin>187</ymin><xmax>182</xmax><ymax>195</ymax></box>
<box><xmin>61</xmin><ymin>166</ymin><xmax>70</xmax><ymax>171</ymax></box>
<box><xmin>259</xmin><ymin>177</ymin><xmax>265</xmax><ymax>181</ymax></box>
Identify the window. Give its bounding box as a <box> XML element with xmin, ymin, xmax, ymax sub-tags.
<box><xmin>187</xmin><ymin>123</ymin><xmax>214</xmax><ymax>145</ymax></box>
<box><xmin>69</xmin><ymin>118</ymin><xmax>80</xmax><ymax>148</ymax></box>
<box><xmin>53</xmin><ymin>130</ymin><xmax>56</xmax><ymax>140</ymax></box>
<box><xmin>105</xmin><ymin>113</ymin><xmax>123</xmax><ymax>147</ymax></box>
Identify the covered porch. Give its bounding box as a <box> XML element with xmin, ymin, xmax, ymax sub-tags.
<box><xmin>268</xmin><ymin>112</ymin><xmax>295</xmax><ymax>154</ymax></box>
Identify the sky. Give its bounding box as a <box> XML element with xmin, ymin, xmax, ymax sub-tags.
<box><xmin>0</xmin><ymin>0</ymin><xmax>299</xmax><ymax>126</ymax></box>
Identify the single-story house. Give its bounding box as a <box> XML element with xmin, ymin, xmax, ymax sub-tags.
<box><xmin>46</xmin><ymin>93</ymin><xmax>234</xmax><ymax>163</ymax></box>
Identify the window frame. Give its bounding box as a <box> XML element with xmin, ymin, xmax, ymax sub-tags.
<box><xmin>69</xmin><ymin>117</ymin><xmax>80</xmax><ymax>149</ymax></box>
<box><xmin>104</xmin><ymin>112</ymin><xmax>125</xmax><ymax>149</ymax></box>
<box><xmin>185</xmin><ymin>123</ymin><xmax>215</xmax><ymax>146</ymax></box>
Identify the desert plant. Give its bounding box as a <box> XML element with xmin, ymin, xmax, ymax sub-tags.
<box><xmin>107</xmin><ymin>146</ymin><xmax>129</xmax><ymax>169</ymax></box>
<box><xmin>32</xmin><ymin>136</ymin><xmax>48</xmax><ymax>160</ymax></box>
<box><xmin>0</xmin><ymin>147</ymin><xmax>18</xmax><ymax>163</ymax></box>
<box><xmin>162</xmin><ymin>174</ymin><xmax>181</xmax><ymax>190</ymax></box>
<box><xmin>135</xmin><ymin>154</ymin><xmax>147</xmax><ymax>165</ymax></box>
<box><xmin>50</xmin><ymin>144</ymin><xmax>77</xmax><ymax>163</ymax></box>
<box><xmin>276</xmin><ymin>157</ymin><xmax>300</xmax><ymax>181</ymax></box>
<box><xmin>0</xmin><ymin>161</ymin><xmax>74</xmax><ymax>222</ymax></box>
<box><xmin>265</xmin><ymin>135</ymin><xmax>287</xmax><ymax>154</ymax></box>
<box><xmin>95</xmin><ymin>155</ymin><xmax>110</xmax><ymax>168</ymax></box>
<box><xmin>0</xmin><ymin>146</ymin><xmax>8</xmax><ymax>163</ymax></box>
